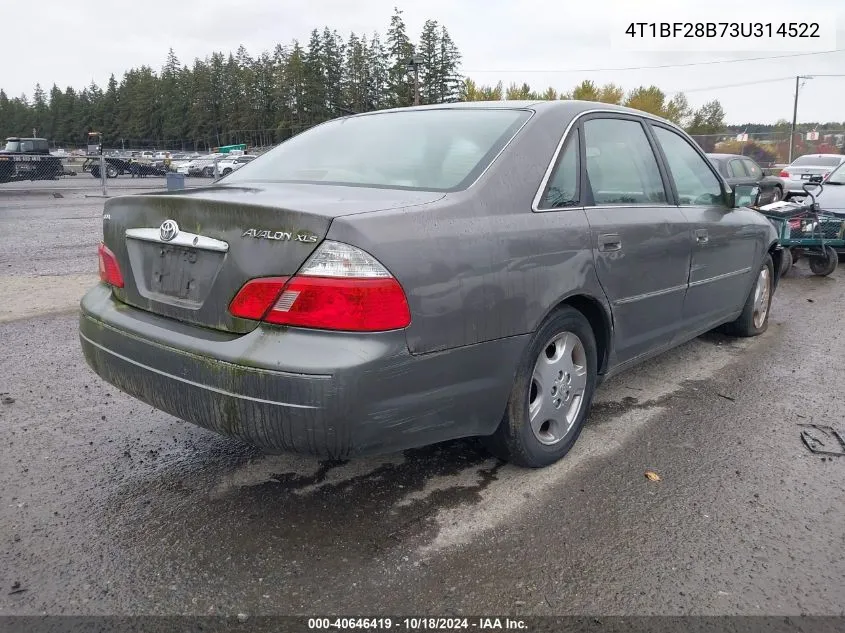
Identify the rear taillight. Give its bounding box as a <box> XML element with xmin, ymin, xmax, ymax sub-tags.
<box><xmin>823</xmin><ymin>172</ymin><xmax>831</xmax><ymax>181</ymax></box>
<box><xmin>97</xmin><ymin>243</ymin><xmax>124</xmax><ymax>288</ymax></box>
<box><xmin>779</xmin><ymin>170</ymin><xmax>790</xmax><ymax>178</ymax></box>
<box><xmin>228</xmin><ymin>241</ymin><xmax>411</xmax><ymax>332</ymax></box>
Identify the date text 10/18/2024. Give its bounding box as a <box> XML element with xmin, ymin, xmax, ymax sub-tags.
<box><xmin>307</xmin><ymin>617</ymin><xmax>528</xmax><ymax>630</ymax></box>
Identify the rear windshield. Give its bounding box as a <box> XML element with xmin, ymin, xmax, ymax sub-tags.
<box><xmin>791</xmin><ymin>155</ymin><xmax>844</xmax><ymax>167</ymax></box>
<box><xmin>224</xmin><ymin>109</ymin><xmax>531</xmax><ymax>191</ymax></box>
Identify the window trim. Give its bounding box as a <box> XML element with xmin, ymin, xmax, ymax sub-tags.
<box><xmin>531</xmin><ymin>108</ymin><xmax>690</xmax><ymax>212</ymax></box>
<box><xmin>646</xmin><ymin>121</ymin><xmax>730</xmax><ymax>209</ymax></box>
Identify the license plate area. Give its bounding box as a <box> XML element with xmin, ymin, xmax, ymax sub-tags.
<box><xmin>126</xmin><ymin>239</ymin><xmax>225</xmax><ymax>308</ymax></box>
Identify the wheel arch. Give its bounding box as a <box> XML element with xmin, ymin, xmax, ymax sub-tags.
<box><xmin>536</xmin><ymin>293</ymin><xmax>613</xmax><ymax>376</ymax></box>
<box><xmin>768</xmin><ymin>240</ymin><xmax>783</xmax><ymax>289</ymax></box>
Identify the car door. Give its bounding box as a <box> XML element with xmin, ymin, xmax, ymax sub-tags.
<box><xmin>649</xmin><ymin>124</ymin><xmax>757</xmax><ymax>333</ymax></box>
<box><xmin>578</xmin><ymin>114</ymin><xmax>692</xmax><ymax>364</ymax></box>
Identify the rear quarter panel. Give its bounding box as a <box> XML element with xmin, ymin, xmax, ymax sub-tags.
<box><xmin>326</xmin><ymin>108</ymin><xmax>611</xmax><ymax>355</ymax></box>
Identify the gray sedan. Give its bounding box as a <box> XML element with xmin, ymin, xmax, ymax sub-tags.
<box><xmin>79</xmin><ymin>101</ymin><xmax>781</xmax><ymax>468</ymax></box>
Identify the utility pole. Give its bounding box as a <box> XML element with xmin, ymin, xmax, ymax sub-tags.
<box><xmin>789</xmin><ymin>75</ymin><xmax>813</xmax><ymax>163</ymax></box>
<box><xmin>406</xmin><ymin>55</ymin><xmax>422</xmax><ymax>106</ymax></box>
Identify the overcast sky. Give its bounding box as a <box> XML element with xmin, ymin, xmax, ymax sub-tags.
<box><xmin>4</xmin><ymin>0</ymin><xmax>844</xmax><ymax>124</ymax></box>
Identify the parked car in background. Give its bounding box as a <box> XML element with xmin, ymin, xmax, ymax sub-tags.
<box><xmin>176</xmin><ymin>154</ymin><xmax>225</xmax><ymax>177</ymax></box>
<box><xmin>793</xmin><ymin>161</ymin><xmax>845</xmax><ymax>216</ymax></box>
<box><xmin>779</xmin><ymin>154</ymin><xmax>845</xmax><ymax>195</ymax></box>
<box><xmin>217</xmin><ymin>154</ymin><xmax>257</xmax><ymax>176</ymax></box>
<box><xmin>707</xmin><ymin>153</ymin><xmax>784</xmax><ymax>204</ymax></box>
<box><xmin>80</xmin><ymin>101</ymin><xmax>780</xmax><ymax>469</ymax></box>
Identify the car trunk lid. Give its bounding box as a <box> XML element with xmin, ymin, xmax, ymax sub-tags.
<box><xmin>102</xmin><ymin>183</ymin><xmax>443</xmax><ymax>333</ymax></box>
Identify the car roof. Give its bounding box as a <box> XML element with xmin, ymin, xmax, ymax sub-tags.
<box><xmin>707</xmin><ymin>153</ymin><xmax>753</xmax><ymax>160</ymax></box>
<box><xmin>348</xmin><ymin>99</ymin><xmax>675</xmax><ymax>121</ymax></box>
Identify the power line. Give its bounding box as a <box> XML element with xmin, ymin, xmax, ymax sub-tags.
<box><xmin>666</xmin><ymin>76</ymin><xmax>794</xmax><ymax>94</ymax></box>
<box><xmin>463</xmin><ymin>49</ymin><xmax>845</xmax><ymax>74</ymax></box>
<box><xmin>667</xmin><ymin>72</ymin><xmax>845</xmax><ymax>95</ymax></box>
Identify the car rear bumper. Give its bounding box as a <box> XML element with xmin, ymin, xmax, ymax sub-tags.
<box><xmin>79</xmin><ymin>284</ymin><xmax>526</xmax><ymax>458</ymax></box>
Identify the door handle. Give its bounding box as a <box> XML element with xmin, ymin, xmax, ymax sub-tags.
<box><xmin>695</xmin><ymin>229</ymin><xmax>709</xmax><ymax>244</ymax></box>
<box><xmin>598</xmin><ymin>233</ymin><xmax>622</xmax><ymax>252</ymax></box>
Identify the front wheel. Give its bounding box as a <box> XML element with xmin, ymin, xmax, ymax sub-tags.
<box><xmin>723</xmin><ymin>254</ymin><xmax>774</xmax><ymax>337</ymax></box>
<box><xmin>482</xmin><ymin>307</ymin><xmax>598</xmax><ymax>468</ymax></box>
<box><xmin>808</xmin><ymin>245</ymin><xmax>838</xmax><ymax>276</ymax></box>
<box><xmin>106</xmin><ymin>164</ymin><xmax>118</xmax><ymax>178</ymax></box>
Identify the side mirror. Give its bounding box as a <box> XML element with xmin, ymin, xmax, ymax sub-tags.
<box><xmin>731</xmin><ymin>183</ymin><xmax>760</xmax><ymax>208</ymax></box>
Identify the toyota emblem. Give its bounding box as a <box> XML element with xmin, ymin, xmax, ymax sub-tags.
<box><xmin>159</xmin><ymin>219</ymin><xmax>179</xmax><ymax>242</ymax></box>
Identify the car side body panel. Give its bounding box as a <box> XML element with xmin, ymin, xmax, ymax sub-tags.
<box><xmin>325</xmin><ymin>105</ymin><xmax>611</xmax><ymax>357</ymax></box>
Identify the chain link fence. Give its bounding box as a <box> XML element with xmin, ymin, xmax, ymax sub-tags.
<box><xmin>4</xmin><ymin>126</ymin><xmax>844</xmax><ymax>194</ymax></box>
<box><xmin>689</xmin><ymin>131</ymin><xmax>845</xmax><ymax>172</ymax></box>
<box><xmin>0</xmin><ymin>147</ymin><xmax>272</xmax><ymax>196</ymax></box>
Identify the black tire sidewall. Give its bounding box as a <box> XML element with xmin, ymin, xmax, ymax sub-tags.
<box><xmin>809</xmin><ymin>246</ymin><xmax>837</xmax><ymax>276</ymax></box>
<box><xmin>501</xmin><ymin>307</ymin><xmax>598</xmax><ymax>467</ymax></box>
<box><xmin>781</xmin><ymin>248</ymin><xmax>793</xmax><ymax>276</ymax></box>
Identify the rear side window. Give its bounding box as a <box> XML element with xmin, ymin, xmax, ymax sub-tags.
<box><xmin>728</xmin><ymin>159</ymin><xmax>748</xmax><ymax>178</ymax></box>
<box><xmin>538</xmin><ymin>133</ymin><xmax>580</xmax><ymax>209</ymax></box>
<box><xmin>582</xmin><ymin>118</ymin><xmax>667</xmax><ymax>205</ymax></box>
<box><xmin>652</xmin><ymin>126</ymin><xmax>723</xmax><ymax>206</ymax></box>
<box><xmin>225</xmin><ymin>109</ymin><xmax>531</xmax><ymax>191</ymax></box>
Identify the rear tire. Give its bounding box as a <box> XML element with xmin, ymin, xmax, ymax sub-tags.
<box><xmin>809</xmin><ymin>245</ymin><xmax>838</xmax><ymax>276</ymax></box>
<box><xmin>770</xmin><ymin>186</ymin><xmax>783</xmax><ymax>203</ymax></box>
<box><xmin>723</xmin><ymin>254</ymin><xmax>774</xmax><ymax>337</ymax></box>
<box><xmin>482</xmin><ymin>307</ymin><xmax>598</xmax><ymax>468</ymax></box>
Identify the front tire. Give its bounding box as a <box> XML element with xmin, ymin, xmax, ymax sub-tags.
<box><xmin>483</xmin><ymin>307</ymin><xmax>598</xmax><ymax>468</ymax></box>
<box><xmin>723</xmin><ymin>254</ymin><xmax>774</xmax><ymax>337</ymax></box>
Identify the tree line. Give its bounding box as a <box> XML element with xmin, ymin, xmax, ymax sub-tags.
<box><xmin>5</xmin><ymin>9</ymin><xmax>841</xmax><ymax>154</ymax></box>
<box><xmin>0</xmin><ymin>9</ymin><xmax>462</xmax><ymax>150</ymax></box>
<box><xmin>461</xmin><ymin>78</ymin><xmax>727</xmax><ymax>139</ymax></box>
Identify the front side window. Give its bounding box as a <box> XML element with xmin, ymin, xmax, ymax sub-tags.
<box><xmin>743</xmin><ymin>159</ymin><xmax>763</xmax><ymax>180</ymax></box>
<box><xmin>826</xmin><ymin>162</ymin><xmax>845</xmax><ymax>185</ymax></box>
<box><xmin>539</xmin><ymin>133</ymin><xmax>580</xmax><ymax>209</ymax></box>
<box><xmin>225</xmin><ymin>109</ymin><xmax>531</xmax><ymax>191</ymax></box>
<box><xmin>582</xmin><ymin>118</ymin><xmax>667</xmax><ymax>205</ymax></box>
<box><xmin>652</xmin><ymin>126</ymin><xmax>724</xmax><ymax>206</ymax></box>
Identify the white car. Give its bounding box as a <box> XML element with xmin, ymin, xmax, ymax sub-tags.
<box><xmin>176</xmin><ymin>154</ymin><xmax>225</xmax><ymax>177</ymax></box>
<box><xmin>779</xmin><ymin>154</ymin><xmax>845</xmax><ymax>194</ymax></box>
<box><xmin>217</xmin><ymin>154</ymin><xmax>257</xmax><ymax>176</ymax></box>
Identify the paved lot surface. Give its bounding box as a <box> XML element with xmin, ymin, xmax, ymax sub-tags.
<box><xmin>1</xmin><ymin>190</ymin><xmax>844</xmax><ymax>617</ymax></box>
